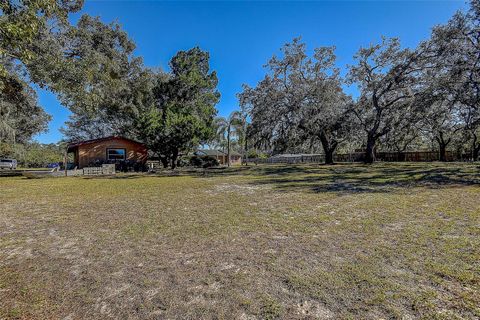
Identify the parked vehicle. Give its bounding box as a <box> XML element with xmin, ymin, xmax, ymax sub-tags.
<box><xmin>0</xmin><ymin>159</ymin><xmax>17</xmax><ymax>170</ymax></box>
<box><xmin>47</xmin><ymin>162</ymin><xmax>60</xmax><ymax>168</ymax></box>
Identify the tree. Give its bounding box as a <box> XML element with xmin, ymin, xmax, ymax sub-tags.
<box><xmin>135</xmin><ymin>48</ymin><xmax>220</xmax><ymax>169</ymax></box>
<box><xmin>1</xmin><ymin>2</ymin><xmax>156</xmax><ymax>149</ymax></box>
<box><xmin>436</xmin><ymin>0</ymin><xmax>479</xmax><ymax>112</ymax></box>
<box><xmin>239</xmin><ymin>38</ymin><xmax>353</xmax><ymax>164</ymax></box>
<box><xmin>0</xmin><ymin>59</ymin><xmax>50</xmax><ymax>145</ymax></box>
<box><xmin>58</xmin><ymin>64</ymin><xmax>154</xmax><ymax>143</ymax></box>
<box><xmin>380</xmin><ymin>100</ymin><xmax>425</xmax><ymax>159</ymax></box>
<box><xmin>19</xmin><ymin>142</ymin><xmax>64</xmax><ymax>167</ymax></box>
<box><xmin>60</xmin><ymin>110</ymin><xmax>131</xmax><ymax>141</ymax></box>
<box><xmin>236</xmin><ymin>110</ymin><xmax>251</xmax><ymax>165</ymax></box>
<box><xmin>347</xmin><ymin>37</ymin><xmax>425</xmax><ymax>163</ymax></box>
<box><xmin>413</xmin><ymin>50</ymin><xmax>467</xmax><ymax>162</ymax></box>
<box><xmin>23</xmin><ymin>14</ymin><xmax>156</xmax><ymax>142</ymax></box>
<box><xmin>0</xmin><ymin>0</ymin><xmax>78</xmax><ymax>145</ymax></box>
<box><xmin>412</xmin><ymin>0</ymin><xmax>480</xmax><ymax>161</ymax></box>
<box><xmin>461</xmin><ymin>105</ymin><xmax>480</xmax><ymax>160</ymax></box>
<box><xmin>420</xmin><ymin>100</ymin><xmax>463</xmax><ymax>161</ymax></box>
<box><xmin>29</xmin><ymin>15</ymin><xmax>150</xmax><ymax>119</ymax></box>
<box><xmin>0</xmin><ymin>0</ymin><xmax>83</xmax><ymax>77</ymax></box>
<box><xmin>383</xmin><ymin>125</ymin><xmax>420</xmax><ymax>157</ymax></box>
<box><xmin>214</xmin><ymin>111</ymin><xmax>244</xmax><ymax>167</ymax></box>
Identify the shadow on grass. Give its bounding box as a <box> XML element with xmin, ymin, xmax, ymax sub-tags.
<box><xmin>82</xmin><ymin>163</ymin><xmax>480</xmax><ymax>194</ymax></box>
<box><xmin>198</xmin><ymin>163</ymin><xmax>480</xmax><ymax>194</ymax></box>
<box><xmin>83</xmin><ymin>174</ymin><xmax>147</xmax><ymax>180</ymax></box>
<box><xmin>82</xmin><ymin>167</ymin><xmax>239</xmax><ymax>180</ymax></box>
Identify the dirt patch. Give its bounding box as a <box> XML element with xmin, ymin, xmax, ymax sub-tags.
<box><xmin>296</xmin><ymin>300</ymin><xmax>334</xmax><ymax>319</ymax></box>
<box><xmin>207</xmin><ymin>183</ymin><xmax>272</xmax><ymax>195</ymax></box>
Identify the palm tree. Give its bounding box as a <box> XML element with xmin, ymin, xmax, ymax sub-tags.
<box><xmin>214</xmin><ymin>111</ymin><xmax>244</xmax><ymax>166</ymax></box>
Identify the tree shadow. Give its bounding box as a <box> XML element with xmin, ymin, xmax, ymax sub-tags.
<box><xmin>86</xmin><ymin>163</ymin><xmax>480</xmax><ymax>195</ymax></box>
<box><xmin>229</xmin><ymin>163</ymin><xmax>480</xmax><ymax>194</ymax></box>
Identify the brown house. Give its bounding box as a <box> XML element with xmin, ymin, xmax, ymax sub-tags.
<box><xmin>67</xmin><ymin>136</ymin><xmax>148</xmax><ymax>169</ymax></box>
<box><xmin>229</xmin><ymin>151</ymin><xmax>243</xmax><ymax>165</ymax></box>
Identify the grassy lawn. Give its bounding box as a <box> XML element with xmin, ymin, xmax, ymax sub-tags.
<box><xmin>1</xmin><ymin>163</ymin><xmax>479</xmax><ymax>319</ymax></box>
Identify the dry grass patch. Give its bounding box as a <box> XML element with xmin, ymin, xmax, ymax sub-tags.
<box><xmin>0</xmin><ymin>163</ymin><xmax>479</xmax><ymax>319</ymax></box>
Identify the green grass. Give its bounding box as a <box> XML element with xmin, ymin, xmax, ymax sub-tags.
<box><xmin>0</xmin><ymin>162</ymin><xmax>479</xmax><ymax>319</ymax></box>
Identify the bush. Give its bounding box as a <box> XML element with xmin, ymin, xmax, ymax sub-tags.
<box><xmin>86</xmin><ymin>160</ymin><xmax>147</xmax><ymax>172</ymax></box>
<box><xmin>189</xmin><ymin>155</ymin><xmax>219</xmax><ymax>168</ymax></box>
<box><xmin>177</xmin><ymin>158</ymin><xmax>190</xmax><ymax>168</ymax></box>
<box><xmin>246</xmin><ymin>150</ymin><xmax>269</xmax><ymax>159</ymax></box>
<box><xmin>202</xmin><ymin>156</ymin><xmax>219</xmax><ymax>168</ymax></box>
<box><xmin>189</xmin><ymin>156</ymin><xmax>204</xmax><ymax>167</ymax></box>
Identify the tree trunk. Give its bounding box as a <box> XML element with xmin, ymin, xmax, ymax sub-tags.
<box><xmin>435</xmin><ymin>133</ymin><xmax>450</xmax><ymax>162</ymax></box>
<box><xmin>227</xmin><ymin>125</ymin><xmax>231</xmax><ymax>167</ymax></box>
<box><xmin>243</xmin><ymin>132</ymin><xmax>248</xmax><ymax>166</ymax></box>
<box><xmin>439</xmin><ymin>143</ymin><xmax>447</xmax><ymax>162</ymax></box>
<box><xmin>171</xmin><ymin>149</ymin><xmax>178</xmax><ymax>169</ymax></box>
<box><xmin>324</xmin><ymin>150</ymin><xmax>334</xmax><ymax>165</ymax></box>
<box><xmin>319</xmin><ymin>132</ymin><xmax>337</xmax><ymax>165</ymax></box>
<box><xmin>364</xmin><ymin>135</ymin><xmax>376</xmax><ymax>164</ymax></box>
<box><xmin>473</xmin><ymin>145</ymin><xmax>480</xmax><ymax>161</ymax></box>
<box><xmin>160</xmin><ymin>156</ymin><xmax>169</xmax><ymax>168</ymax></box>
<box><xmin>64</xmin><ymin>148</ymin><xmax>68</xmax><ymax>176</ymax></box>
<box><xmin>472</xmin><ymin>134</ymin><xmax>479</xmax><ymax>161</ymax></box>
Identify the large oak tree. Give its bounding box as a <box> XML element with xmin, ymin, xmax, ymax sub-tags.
<box><xmin>347</xmin><ymin>37</ymin><xmax>426</xmax><ymax>163</ymax></box>
<box><xmin>239</xmin><ymin>38</ymin><xmax>353</xmax><ymax>164</ymax></box>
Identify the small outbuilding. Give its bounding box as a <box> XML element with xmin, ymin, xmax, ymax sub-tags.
<box><xmin>67</xmin><ymin>136</ymin><xmax>148</xmax><ymax>169</ymax></box>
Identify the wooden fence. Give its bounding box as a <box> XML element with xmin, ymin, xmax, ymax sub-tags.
<box><xmin>250</xmin><ymin>154</ymin><xmax>324</xmax><ymax>164</ymax></box>
<box><xmin>375</xmin><ymin>151</ymin><xmax>466</xmax><ymax>162</ymax></box>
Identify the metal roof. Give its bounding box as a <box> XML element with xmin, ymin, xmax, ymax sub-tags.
<box><xmin>196</xmin><ymin>149</ymin><xmax>227</xmax><ymax>156</ymax></box>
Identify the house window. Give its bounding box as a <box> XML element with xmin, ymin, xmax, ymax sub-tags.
<box><xmin>107</xmin><ymin>148</ymin><xmax>126</xmax><ymax>161</ymax></box>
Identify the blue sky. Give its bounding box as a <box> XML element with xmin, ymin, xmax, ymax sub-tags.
<box><xmin>35</xmin><ymin>0</ymin><xmax>467</xmax><ymax>143</ymax></box>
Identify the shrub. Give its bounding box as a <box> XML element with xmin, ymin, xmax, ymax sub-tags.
<box><xmin>86</xmin><ymin>160</ymin><xmax>146</xmax><ymax>172</ymax></box>
<box><xmin>189</xmin><ymin>156</ymin><xmax>204</xmax><ymax>167</ymax></box>
<box><xmin>177</xmin><ymin>158</ymin><xmax>190</xmax><ymax>168</ymax></box>
<box><xmin>202</xmin><ymin>156</ymin><xmax>219</xmax><ymax>168</ymax></box>
<box><xmin>189</xmin><ymin>155</ymin><xmax>219</xmax><ymax>168</ymax></box>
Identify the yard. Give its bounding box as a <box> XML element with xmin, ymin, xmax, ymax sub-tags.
<box><xmin>0</xmin><ymin>163</ymin><xmax>479</xmax><ymax>319</ymax></box>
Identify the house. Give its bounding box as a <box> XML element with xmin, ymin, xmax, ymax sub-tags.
<box><xmin>67</xmin><ymin>136</ymin><xmax>148</xmax><ymax>169</ymax></box>
<box><xmin>196</xmin><ymin>149</ymin><xmax>243</xmax><ymax>165</ymax></box>
<box><xmin>229</xmin><ymin>151</ymin><xmax>243</xmax><ymax>165</ymax></box>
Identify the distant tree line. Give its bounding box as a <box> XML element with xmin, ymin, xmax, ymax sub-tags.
<box><xmin>239</xmin><ymin>0</ymin><xmax>480</xmax><ymax>164</ymax></box>
<box><xmin>0</xmin><ymin>142</ymin><xmax>64</xmax><ymax>167</ymax></box>
<box><xmin>1</xmin><ymin>0</ymin><xmax>478</xmax><ymax>167</ymax></box>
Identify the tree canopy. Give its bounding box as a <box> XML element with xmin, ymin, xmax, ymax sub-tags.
<box><xmin>239</xmin><ymin>38</ymin><xmax>354</xmax><ymax>164</ymax></box>
<box><xmin>0</xmin><ymin>59</ymin><xmax>50</xmax><ymax>144</ymax></box>
<box><xmin>0</xmin><ymin>0</ymin><xmax>83</xmax><ymax>76</ymax></box>
<box><xmin>240</xmin><ymin>1</ymin><xmax>480</xmax><ymax>163</ymax></box>
<box><xmin>135</xmin><ymin>48</ymin><xmax>220</xmax><ymax>168</ymax></box>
